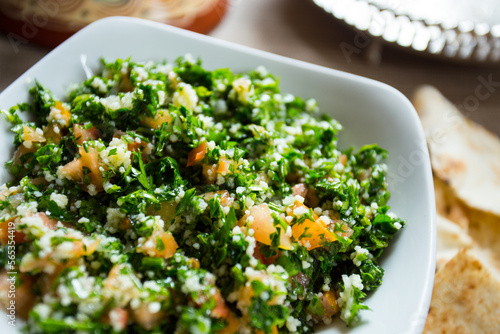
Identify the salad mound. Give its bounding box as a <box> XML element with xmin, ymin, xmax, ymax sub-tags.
<box><xmin>0</xmin><ymin>56</ymin><xmax>404</xmax><ymax>333</ymax></box>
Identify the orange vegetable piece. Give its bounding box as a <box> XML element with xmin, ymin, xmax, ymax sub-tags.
<box><xmin>201</xmin><ymin>190</ymin><xmax>234</xmax><ymax>207</ymax></box>
<box><xmin>137</xmin><ymin>230</ymin><xmax>178</xmax><ymax>259</ymax></box>
<box><xmin>202</xmin><ymin>158</ymin><xmax>235</xmax><ymax>184</ymax></box>
<box><xmin>71</xmin><ymin>239</ymin><xmax>100</xmax><ymax>258</ymax></box>
<box><xmin>73</xmin><ymin>124</ymin><xmax>100</xmax><ymax>145</ymax></box>
<box><xmin>127</xmin><ymin>139</ymin><xmax>147</xmax><ymax>153</ymax></box>
<box><xmin>187</xmin><ymin>141</ymin><xmax>207</xmax><ymax>167</ymax></box>
<box><xmin>292</xmin><ymin>183</ymin><xmax>308</xmax><ymax>198</ymax></box>
<box><xmin>103</xmin><ymin>264</ymin><xmax>141</xmax><ymax>307</ymax></box>
<box><xmin>202</xmin><ymin>164</ymin><xmax>217</xmax><ymax>183</ymax></box>
<box><xmin>142</xmin><ymin>109</ymin><xmax>173</xmax><ymax>129</ymax></box>
<box><xmin>43</xmin><ymin>124</ymin><xmax>62</xmax><ymax>144</ymax></box>
<box><xmin>187</xmin><ymin>258</ymin><xmax>200</xmax><ymax>269</ymax></box>
<box><xmin>0</xmin><ymin>219</ymin><xmax>27</xmax><ymax>246</ymax></box>
<box><xmin>0</xmin><ymin>213</ymin><xmax>59</xmax><ymax>246</ymax></box>
<box><xmin>54</xmin><ymin>101</ymin><xmax>72</xmax><ymax>127</ymax></box>
<box><xmin>291</xmin><ymin>201</ymin><xmax>336</xmax><ymax>250</ymax></box>
<box><xmin>211</xmin><ymin>289</ymin><xmax>230</xmax><ymax>319</ymax></box>
<box><xmin>37</xmin><ymin>212</ymin><xmax>59</xmax><ymax>230</ymax></box>
<box><xmin>320</xmin><ymin>290</ymin><xmax>340</xmax><ymax>317</ymax></box>
<box><xmin>13</xmin><ymin>144</ymin><xmax>36</xmax><ymax>164</ymax></box>
<box><xmin>23</xmin><ymin>126</ymin><xmax>46</xmax><ymax>143</ymax></box>
<box><xmin>240</xmin><ymin>204</ymin><xmax>292</xmax><ymax>250</ymax></box>
<box><xmin>217</xmin><ymin>311</ymin><xmax>240</xmax><ymax>334</ymax></box>
<box><xmin>59</xmin><ymin>146</ymin><xmax>104</xmax><ymax>191</ymax></box>
<box><xmin>102</xmin><ymin>307</ymin><xmax>129</xmax><ymax>332</ymax></box>
<box><xmin>340</xmin><ymin>154</ymin><xmax>347</xmax><ymax>166</ymax></box>
<box><xmin>0</xmin><ymin>188</ymin><xmax>16</xmax><ymax>201</ymax></box>
<box><xmin>335</xmin><ymin>222</ymin><xmax>354</xmax><ymax>239</ymax></box>
<box><xmin>216</xmin><ymin>158</ymin><xmax>229</xmax><ymax>173</ymax></box>
<box><xmin>0</xmin><ymin>272</ymin><xmax>35</xmax><ymax>319</ymax></box>
<box><xmin>131</xmin><ymin>301</ymin><xmax>164</xmax><ymax>330</ymax></box>
<box><xmin>238</xmin><ymin>285</ymin><xmax>254</xmax><ymax>308</ymax></box>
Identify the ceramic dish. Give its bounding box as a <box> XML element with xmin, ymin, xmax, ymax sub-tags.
<box><xmin>0</xmin><ymin>17</ymin><xmax>435</xmax><ymax>333</ymax></box>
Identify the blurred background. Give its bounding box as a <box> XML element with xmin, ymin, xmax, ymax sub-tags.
<box><xmin>1</xmin><ymin>0</ymin><xmax>500</xmax><ymax>134</ymax></box>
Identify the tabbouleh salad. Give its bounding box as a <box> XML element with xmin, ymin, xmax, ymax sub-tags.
<box><xmin>0</xmin><ymin>55</ymin><xmax>404</xmax><ymax>333</ymax></box>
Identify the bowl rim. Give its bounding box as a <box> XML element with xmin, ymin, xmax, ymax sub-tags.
<box><xmin>0</xmin><ymin>16</ymin><xmax>436</xmax><ymax>334</ymax></box>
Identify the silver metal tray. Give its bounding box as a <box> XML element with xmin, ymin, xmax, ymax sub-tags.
<box><xmin>312</xmin><ymin>0</ymin><xmax>500</xmax><ymax>64</ymax></box>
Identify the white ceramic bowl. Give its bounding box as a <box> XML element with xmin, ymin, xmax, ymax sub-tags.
<box><xmin>0</xmin><ymin>17</ymin><xmax>435</xmax><ymax>334</ymax></box>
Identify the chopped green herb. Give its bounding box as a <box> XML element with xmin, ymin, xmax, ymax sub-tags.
<box><xmin>0</xmin><ymin>55</ymin><xmax>404</xmax><ymax>333</ymax></box>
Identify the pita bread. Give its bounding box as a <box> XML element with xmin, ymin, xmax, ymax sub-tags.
<box><xmin>434</xmin><ymin>176</ymin><xmax>469</xmax><ymax>230</ymax></box>
<box><xmin>435</xmin><ymin>214</ymin><xmax>473</xmax><ymax>271</ymax></box>
<box><xmin>424</xmin><ymin>248</ymin><xmax>500</xmax><ymax>333</ymax></box>
<box><xmin>467</xmin><ymin>208</ymin><xmax>500</xmax><ymax>262</ymax></box>
<box><xmin>413</xmin><ymin>86</ymin><xmax>500</xmax><ymax>217</ymax></box>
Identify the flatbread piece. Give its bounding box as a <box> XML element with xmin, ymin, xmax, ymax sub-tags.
<box><xmin>413</xmin><ymin>86</ymin><xmax>500</xmax><ymax>217</ymax></box>
<box><xmin>424</xmin><ymin>248</ymin><xmax>500</xmax><ymax>333</ymax></box>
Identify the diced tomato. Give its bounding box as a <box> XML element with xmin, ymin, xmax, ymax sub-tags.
<box><xmin>127</xmin><ymin>140</ymin><xmax>147</xmax><ymax>153</ymax></box>
<box><xmin>202</xmin><ymin>158</ymin><xmax>236</xmax><ymax>184</ymax></box>
<box><xmin>0</xmin><ymin>219</ymin><xmax>27</xmax><ymax>246</ymax></box>
<box><xmin>334</xmin><ymin>221</ymin><xmax>354</xmax><ymax>239</ymax></box>
<box><xmin>53</xmin><ymin>101</ymin><xmax>71</xmax><ymax>127</ymax></box>
<box><xmin>291</xmin><ymin>201</ymin><xmax>336</xmax><ymax>250</ymax></box>
<box><xmin>320</xmin><ymin>290</ymin><xmax>339</xmax><ymax>317</ymax></box>
<box><xmin>76</xmin><ymin>147</ymin><xmax>102</xmax><ymax>188</ymax></box>
<box><xmin>73</xmin><ymin>124</ymin><xmax>100</xmax><ymax>145</ymax></box>
<box><xmin>103</xmin><ymin>264</ymin><xmax>141</xmax><ymax>307</ymax></box>
<box><xmin>216</xmin><ymin>158</ymin><xmax>229</xmax><ymax>174</ymax></box>
<box><xmin>211</xmin><ymin>289</ymin><xmax>230</xmax><ymax>319</ymax></box>
<box><xmin>131</xmin><ymin>303</ymin><xmax>164</xmax><ymax>331</ymax></box>
<box><xmin>201</xmin><ymin>190</ymin><xmax>234</xmax><ymax>207</ymax></box>
<box><xmin>202</xmin><ymin>164</ymin><xmax>217</xmax><ymax>183</ymax></box>
<box><xmin>137</xmin><ymin>230</ymin><xmax>178</xmax><ymax>259</ymax></box>
<box><xmin>102</xmin><ymin>307</ymin><xmax>129</xmax><ymax>331</ymax></box>
<box><xmin>238</xmin><ymin>285</ymin><xmax>254</xmax><ymax>308</ymax></box>
<box><xmin>31</xmin><ymin>177</ymin><xmax>47</xmax><ymax>186</ymax></box>
<box><xmin>217</xmin><ymin>312</ymin><xmax>240</xmax><ymax>334</ymax></box>
<box><xmin>0</xmin><ymin>212</ymin><xmax>59</xmax><ymax>246</ymax></box>
<box><xmin>239</xmin><ymin>204</ymin><xmax>292</xmax><ymax>250</ymax></box>
<box><xmin>113</xmin><ymin>130</ymin><xmax>149</xmax><ymax>159</ymax></box>
<box><xmin>0</xmin><ymin>188</ymin><xmax>16</xmax><ymax>201</ymax></box>
<box><xmin>71</xmin><ymin>239</ymin><xmax>100</xmax><ymax>258</ymax></box>
<box><xmin>292</xmin><ymin>183</ymin><xmax>308</xmax><ymax>198</ymax></box>
<box><xmin>142</xmin><ymin>109</ymin><xmax>172</xmax><ymax>129</ymax></box>
<box><xmin>37</xmin><ymin>212</ymin><xmax>59</xmax><ymax>230</ymax></box>
<box><xmin>13</xmin><ymin>145</ymin><xmax>36</xmax><ymax>164</ymax></box>
<box><xmin>187</xmin><ymin>141</ymin><xmax>207</xmax><ymax>167</ymax></box>
<box><xmin>340</xmin><ymin>154</ymin><xmax>347</xmax><ymax>166</ymax></box>
<box><xmin>23</xmin><ymin>126</ymin><xmax>46</xmax><ymax>143</ymax></box>
<box><xmin>43</xmin><ymin>124</ymin><xmax>62</xmax><ymax>144</ymax></box>
<box><xmin>187</xmin><ymin>258</ymin><xmax>200</xmax><ymax>269</ymax></box>
<box><xmin>0</xmin><ymin>273</ymin><xmax>34</xmax><ymax>319</ymax></box>
<box><xmin>59</xmin><ymin>147</ymin><xmax>104</xmax><ymax>192</ymax></box>
<box><xmin>58</xmin><ymin>159</ymin><xmax>82</xmax><ymax>181</ymax></box>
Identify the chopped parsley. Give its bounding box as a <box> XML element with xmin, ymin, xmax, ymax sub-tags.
<box><xmin>0</xmin><ymin>55</ymin><xmax>405</xmax><ymax>333</ymax></box>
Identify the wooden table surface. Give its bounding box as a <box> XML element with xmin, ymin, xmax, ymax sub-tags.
<box><xmin>1</xmin><ymin>0</ymin><xmax>500</xmax><ymax>134</ymax></box>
